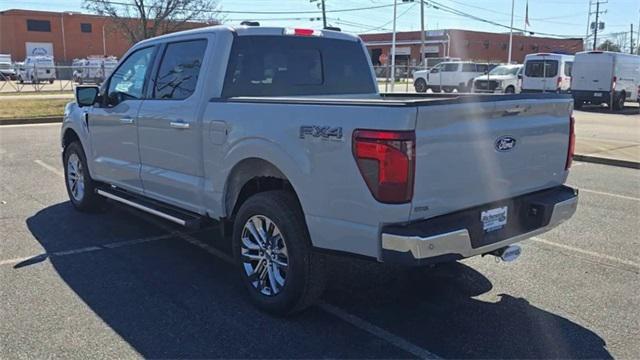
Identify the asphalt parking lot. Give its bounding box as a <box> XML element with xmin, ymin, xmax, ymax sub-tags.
<box><xmin>1</xmin><ymin>123</ymin><xmax>639</xmax><ymax>359</ymax></box>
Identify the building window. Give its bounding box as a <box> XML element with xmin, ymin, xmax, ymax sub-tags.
<box><xmin>26</xmin><ymin>19</ymin><xmax>51</xmax><ymax>32</ymax></box>
<box><xmin>80</xmin><ymin>23</ymin><xmax>92</xmax><ymax>33</ymax></box>
<box><xmin>483</xmin><ymin>40</ymin><xmax>490</xmax><ymax>49</ymax></box>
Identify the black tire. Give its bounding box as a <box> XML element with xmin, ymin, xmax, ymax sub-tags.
<box><xmin>443</xmin><ymin>86</ymin><xmax>454</xmax><ymax>93</ymax></box>
<box><xmin>414</xmin><ymin>78</ymin><xmax>427</xmax><ymax>93</ymax></box>
<box><xmin>63</xmin><ymin>141</ymin><xmax>104</xmax><ymax>212</ymax></box>
<box><xmin>504</xmin><ymin>86</ymin><xmax>515</xmax><ymax>94</ymax></box>
<box><xmin>232</xmin><ymin>190</ymin><xmax>326</xmax><ymax>315</ymax></box>
<box><xmin>49</xmin><ymin>79</ymin><xmax>54</xmax><ymax>84</ymax></box>
<box><xmin>18</xmin><ymin>76</ymin><xmax>23</xmax><ymax>84</ymax></box>
<box><xmin>612</xmin><ymin>92</ymin><xmax>625</xmax><ymax>111</ymax></box>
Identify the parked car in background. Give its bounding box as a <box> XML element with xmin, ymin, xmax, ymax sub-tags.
<box><xmin>73</xmin><ymin>56</ymin><xmax>118</xmax><ymax>85</ymax></box>
<box><xmin>16</xmin><ymin>56</ymin><xmax>56</xmax><ymax>84</ymax></box>
<box><xmin>63</xmin><ymin>25</ymin><xmax>577</xmax><ymax>315</ymax></box>
<box><xmin>0</xmin><ymin>53</ymin><xmax>16</xmax><ymax>80</ymax></box>
<box><xmin>413</xmin><ymin>61</ymin><xmax>492</xmax><ymax>93</ymax></box>
<box><xmin>571</xmin><ymin>51</ymin><xmax>640</xmax><ymax>110</ymax></box>
<box><xmin>472</xmin><ymin>64</ymin><xmax>523</xmax><ymax>94</ymax></box>
<box><xmin>521</xmin><ymin>53</ymin><xmax>573</xmax><ymax>93</ymax></box>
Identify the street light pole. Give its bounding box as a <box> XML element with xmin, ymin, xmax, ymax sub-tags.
<box><xmin>420</xmin><ymin>0</ymin><xmax>426</xmax><ymax>69</ymax></box>
<box><xmin>390</xmin><ymin>0</ymin><xmax>397</xmax><ymax>91</ymax></box>
<box><xmin>321</xmin><ymin>0</ymin><xmax>327</xmax><ymax>28</ymax></box>
<box><xmin>508</xmin><ymin>0</ymin><xmax>514</xmax><ymax>64</ymax></box>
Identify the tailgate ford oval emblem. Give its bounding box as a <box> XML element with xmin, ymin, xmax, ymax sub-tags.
<box><xmin>495</xmin><ymin>136</ymin><xmax>516</xmax><ymax>152</ymax></box>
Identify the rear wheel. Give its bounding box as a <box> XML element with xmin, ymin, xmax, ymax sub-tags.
<box><xmin>232</xmin><ymin>190</ymin><xmax>326</xmax><ymax>315</ymax></box>
<box><xmin>63</xmin><ymin>142</ymin><xmax>104</xmax><ymax>212</ymax></box>
<box><xmin>612</xmin><ymin>92</ymin><xmax>625</xmax><ymax>111</ymax></box>
<box><xmin>414</xmin><ymin>78</ymin><xmax>427</xmax><ymax>93</ymax></box>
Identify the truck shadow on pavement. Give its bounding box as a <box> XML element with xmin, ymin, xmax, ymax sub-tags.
<box><xmin>25</xmin><ymin>202</ymin><xmax>612</xmax><ymax>359</ymax></box>
<box><xmin>577</xmin><ymin>104</ymin><xmax>640</xmax><ymax>116</ymax></box>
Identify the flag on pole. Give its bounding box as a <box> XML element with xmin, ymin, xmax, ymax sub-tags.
<box><xmin>525</xmin><ymin>1</ymin><xmax>530</xmax><ymax>27</ymax></box>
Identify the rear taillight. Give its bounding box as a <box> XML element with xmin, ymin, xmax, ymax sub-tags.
<box><xmin>612</xmin><ymin>76</ymin><xmax>617</xmax><ymax>89</ymax></box>
<box><xmin>566</xmin><ymin>113</ymin><xmax>575</xmax><ymax>170</ymax></box>
<box><xmin>557</xmin><ymin>76</ymin><xmax>562</xmax><ymax>88</ymax></box>
<box><xmin>353</xmin><ymin>129</ymin><xmax>415</xmax><ymax>204</ymax></box>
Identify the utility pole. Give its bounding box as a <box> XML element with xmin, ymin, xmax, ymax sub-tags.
<box><xmin>593</xmin><ymin>1</ymin><xmax>600</xmax><ymax>50</ymax></box>
<box><xmin>585</xmin><ymin>0</ymin><xmax>592</xmax><ymax>49</ymax></box>
<box><xmin>591</xmin><ymin>0</ymin><xmax>607</xmax><ymax>50</ymax></box>
<box><xmin>390</xmin><ymin>0</ymin><xmax>397</xmax><ymax>91</ymax></box>
<box><xmin>508</xmin><ymin>0</ymin><xmax>514</xmax><ymax>64</ymax></box>
<box><xmin>420</xmin><ymin>0</ymin><xmax>426</xmax><ymax>69</ymax></box>
<box><xmin>310</xmin><ymin>0</ymin><xmax>327</xmax><ymax>28</ymax></box>
<box><xmin>631</xmin><ymin>24</ymin><xmax>634</xmax><ymax>54</ymax></box>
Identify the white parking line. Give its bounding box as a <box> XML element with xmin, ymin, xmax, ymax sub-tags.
<box><xmin>574</xmin><ymin>187</ymin><xmax>640</xmax><ymax>202</ymax></box>
<box><xmin>532</xmin><ymin>237</ymin><xmax>640</xmax><ymax>271</ymax></box>
<box><xmin>319</xmin><ymin>302</ymin><xmax>441</xmax><ymax>359</ymax></box>
<box><xmin>0</xmin><ymin>233</ymin><xmax>178</xmax><ymax>267</ymax></box>
<box><xmin>34</xmin><ymin>159</ymin><xmax>64</xmax><ymax>177</ymax></box>
<box><xmin>0</xmin><ymin>123</ymin><xmax>60</xmax><ymax>128</ymax></box>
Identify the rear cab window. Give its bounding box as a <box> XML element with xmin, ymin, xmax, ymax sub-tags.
<box><xmin>222</xmin><ymin>35</ymin><xmax>375</xmax><ymax>97</ymax></box>
<box><xmin>525</xmin><ymin>60</ymin><xmax>559</xmax><ymax>78</ymax></box>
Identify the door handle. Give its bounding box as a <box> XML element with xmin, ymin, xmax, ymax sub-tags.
<box><xmin>170</xmin><ymin>120</ymin><xmax>190</xmax><ymax>129</ymax></box>
<box><xmin>119</xmin><ymin>117</ymin><xmax>134</xmax><ymax>124</ymax></box>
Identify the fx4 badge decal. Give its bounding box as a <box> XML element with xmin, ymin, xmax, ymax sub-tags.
<box><xmin>299</xmin><ymin>126</ymin><xmax>343</xmax><ymax>141</ymax></box>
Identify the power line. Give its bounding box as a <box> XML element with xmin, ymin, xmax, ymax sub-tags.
<box><xmin>81</xmin><ymin>0</ymin><xmax>412</xmax><ymax>15</ymax></box>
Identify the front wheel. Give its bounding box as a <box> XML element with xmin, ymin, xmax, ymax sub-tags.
<box><xmin>63</xmin><ymin>142</ymin><xmax>104</xmax><ymax>212</ymax></box>
<box><xmin>504</xmin><ymin>86</ymin><xmax>515</xmax><ymax>94</ymax></box>
<box><xmin>232</xmin><ymin>191</ymin><xmax>326</xmax><ymax>315</ymax></box>
<box><xmin>414</xmin><ymin>78</ymin><xmax>427</xmax><ymax>93</ymax></box>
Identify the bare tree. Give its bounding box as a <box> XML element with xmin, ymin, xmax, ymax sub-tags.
<box><xmin>84</xmin><ymin>0</ymin><xmax>222</xmax><ymax>44</ymax></box>
<box><xmin>597</xmin><ymin>40</ymin><xmax>622</xmax><ymax>52</ymax></box>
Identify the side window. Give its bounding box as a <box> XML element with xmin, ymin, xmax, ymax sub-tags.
<box><xmin>107</xmin><ymin>47</ymin><xmax>155</xmax><ymax>105</ymax></box>
<box><xmin>477</xmin><ymin>64</ymin><xmax>489</xmax><ymax>73</ymax></box>
<box><xmin>154</xmin><ymin>39</ymin><xmax>207</xmax><ymax>100</ymax></box>
<box><xmin>461</xmin><ymin>63</ymin><xmax>476</xmax><ymax>72</ymax></box>
<box><xmin>564</xmin><ymin>62</ymin><xmax>573</xmax><ymax>77</ymax></box>
<box><xmin>442</xmin><ymin>63</ymin><xmax>459</xmax><ymax>72</ymax></box>
<box><xmin>430</xmin><ymin>64</ymin><xmax>441</xmax><ymax>73</ymax></box>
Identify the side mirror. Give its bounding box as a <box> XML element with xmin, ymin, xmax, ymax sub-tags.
<box><xmin>430</xmin><ymin>68</ymin><xmax>439</xmax><ymax>73</ymax></box>
<box><xmin>517</xmin><ymin>74</ymin><xmax>523</xmax><ymax>80</ymax></box>
<box><xmin>75</xmin><ymin>86</ymin><xmax>99</xmax><ymax>107</ymax></box>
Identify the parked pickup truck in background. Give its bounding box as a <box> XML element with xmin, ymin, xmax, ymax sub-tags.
<box><xmin>62</xmin><ymin>25</ymin><xmax>578</xmax><ymax>315</ymax></box>
<box><xmin>413</xmin><ymin>61</ymin><xmax>493</xmax><ymax>93</ymax></box>
<box><xmin>472</xmin><ymin>64</ymin><xmax>523</xmax><ymax>94</ymax></box>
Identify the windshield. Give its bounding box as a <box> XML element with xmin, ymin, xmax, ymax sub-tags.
<box><xmin>489</xmin><ymin>66</ymin><xmax>520</xmax><ymax>76</ymax></box>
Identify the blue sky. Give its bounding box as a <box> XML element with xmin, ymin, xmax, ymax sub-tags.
<box><xmin>2</xmin><ymin>0</ymin><xmax>639</xmax><ymax>45</ymax></box>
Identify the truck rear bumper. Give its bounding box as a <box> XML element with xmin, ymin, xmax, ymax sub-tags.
<box><xmin>572</xmin><ymin>90</ymin><xmax>612</xmax><ymax>104</ymax></box>
<box><xmin>381</xmin><ymin>186</ymin><xmax>578</xmax><ymax>265</ymax></box>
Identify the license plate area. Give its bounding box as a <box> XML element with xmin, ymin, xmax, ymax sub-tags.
<box><xmin>481</xmin><ymin>206</ymin><xmax>508</xmax><ymax>232</ymax></box>
<box><xmin>594</xmin><ymin>92</ymin><xmax>602</xmax><ymax>97</ymax></box>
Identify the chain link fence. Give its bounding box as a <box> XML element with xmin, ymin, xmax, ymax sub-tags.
<box><xmin>0</xmin><ymin>64</ymin><xmax>112</xmax><ymax>94</ymax></box>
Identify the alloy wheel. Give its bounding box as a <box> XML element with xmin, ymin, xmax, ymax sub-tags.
<box><xmin>67</xmin><ymin>153</ymin><xmax>85</xmax><ymax>202</ymax></box>
<box><xmin>241</xmin><ymin>215</ymin><xmax>289</xmax><ymax>296</ymax></box>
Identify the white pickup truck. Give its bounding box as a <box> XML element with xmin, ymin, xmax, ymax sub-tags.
<box><xmin>62</xmin><ymin>25</ymin><xmax>578</xmax><ymax>314</ymax></box>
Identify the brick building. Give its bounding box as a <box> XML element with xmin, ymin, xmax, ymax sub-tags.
<box><xmin>0</xmin><ymin>9</ymin><xmax>211</xmax><ymax>63</ymax></box>
<box><xmin>360</xmin><ymin>29</ymin><xmax>584</xmax><ymax>66</ymax></box>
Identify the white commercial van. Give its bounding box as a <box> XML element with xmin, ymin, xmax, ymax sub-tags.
<box><xmin>522</xmin><ymin>53</ymin><xmax>574</xmax><ymax>93</ymax></box>
<box><xmin>16</xmin><ymin>56</ymin><xmax>56</xmax><ymax>83</ymax></box>
<box><xmin>571</xmin><ymin>51</ymin><xmax>640</xmax><ymax>110</ymax></box>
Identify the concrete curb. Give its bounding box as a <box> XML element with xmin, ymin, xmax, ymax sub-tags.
<box><xmin>573</xmin><ymin>154</ymin><xmax>640</xmax><ymax>170</ymax></box>
<box><xmin>0</xmin><ymin>116</ymin><xmax>63</xmax><ymax>126</ymax></box>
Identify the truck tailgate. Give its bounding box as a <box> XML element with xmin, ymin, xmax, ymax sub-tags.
<box><xmin>410</xmin><ymin>98</ymin><xmax>572</xmax><ymax>221</ymax></box>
